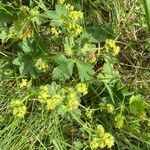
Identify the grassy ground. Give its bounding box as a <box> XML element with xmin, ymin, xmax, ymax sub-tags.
<box><xmin>0</xmin><ymin>0</ymin><xmax>150</xmax><ymax>150</ymax></box>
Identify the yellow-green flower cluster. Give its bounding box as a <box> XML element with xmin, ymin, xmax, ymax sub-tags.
<box><xmin>68</xmin><ymin>98</ymin><xmax>80</xmax><ymax>110</ymax></box>
<box><xmin>139</xmin><ymin>111</ymin><xmax>147</xmax><ymax>120</ymax></box>
<box><xmin>58</xmin><ymin>0</ymin><xmax>65</xmax><ymax>5</ymax></box>
<box><xmin>19</xmin><ymin>79</ymin><xmax>32</xmax><ymax>88</ymax></box>
<box><xmin>106</xmin><ymin>104</ymin><xmax>114</xmax><ymax>113</ymax></box>
<box><xmin>64</xmin><ymin>48</ymin><xmax>73</xmax><ymax>56</ymax></box>
<box><xmin>114</xmin><ymin>114</ymin><xmax>125</xmax><ymax>129</ymax></box>
<box><xmin>85</xmin><ymin>108</ymin><xmax>93</xmax><ymax>119</ymax></box>
<box><xmin>46</xmin><ymin>94</ymin><xmax>63</xmax><ymax>110</ymax></box>
<box><xmin>18</xmin><ymin>29</ymin><xmax>33</xmax><ymax>39</ymax></box>
<box><xmin>105</xmin><ymin>39</ymin><xmax>120</xmax><ymax>56</ymax></box>
<box><xmin>99</xmin><ymin>102</ymin><xmax>114</xmax><ymax>113</ymax></box>
<box><xmin>38</xmin><ymin>85</ymin><xmax>63</xmax><ymax>110</ymax></box>
<box><xmin>38</xmin><ymin>85</ymin><xmax>50</xmax><ymax>103</ymax></box>
<box><xmin>89</xmin><ymin>54</ymin><xmax>97</xmax><ymax>63</ymax></box>
<box><xmin>81</xmin><ymin>44</ymin><xmax>97</xmax><ymax>63</ymax></box>
<box><xmin>67</xmin><ymin>87</ymin><xmax>80</xmax><ymax>110</ymax></box>
<box><xmin>69</xmin><ymin>10</ymin><xmax>83</xmax><ymax>22</ymax></box>
<box><xmin>90</xmin><ymin>138</ymin><xmax>99</xmax><ymax>149</ymax></box>
<box><xmin>90</xmin><ymin>124</ymin><xmax>114</xmax><ymax>149</ymax></box>
<box><xmin>76</xmin><ymin>83</ymin><xmax>88</xmax><ymax>96</ymax></box>
<box><xmin>67</xmin><ymin>87</ymin><xmax>77</xmax><ymax>99</ymax></box>
<box><xmin>10</xmin><ymin>100</ymin><xmax>27</xmax><ymax>118</ymax></box>
<box><xmin>51</xmin><ymin>27</ymin><xmax>61</xmax><ymax>36</ymax></box>
<box><xmin>35</xmin><ymin>58</ymin><xmax>48</xmax><ymax>72</ymax></box>
<box><xmin>81</xmin><ymin>43</ymin><xmax>95</xmax><ymax>53</ymax></box>
<box><xmin>66</xmin><ymin>23</ymin><xmax>83</xmax><ymax>37</ymax></box>
<box><xmin>61</xmin><ymin>3</ymin><xmax>83</xmax><ymax>36</ymax></box>
<box><xmin>38</xmin><ymin>83</ymin><xmax>88</xmax><ymax>111</ymax></box>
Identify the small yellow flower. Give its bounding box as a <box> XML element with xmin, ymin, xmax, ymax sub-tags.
<box><xmin>46</xmin><ymin>94</ymin><xmax>62</xmax><ymax>110</ymax></box>
<box><xmin>89</xmin><ymin>54</ymin><xmax>97</xmax><ymax>63</ymax></box>
<box><xmin>105</xmin><ymin>39</ymin><xmax>120</xmax><ymax>56</ymax></box>
<box><xmin>67</xmin><ymin>88</ymin><xmax>77</xmax><ymax>99</ymax></box>
<box><xmin>91</xmin><ymin>125</ymin><xmax>115</xmax><ymax>149</ymax></box>
<box><xmin>81</xmin><ymin>43</ymin><xmax>90</xmax><ymax>53</ymax></box>
<box><xmin>66</xmin><ymin>23</ymin><xmax>75</xmax><ymax>30</ymax></box>
<box><xmin>19</xmin><ymin>79</ymin><xmax>31</xmax><ymax>88</ymax></box>
<box><xmin>51</xmin><ymin>27</ymin><xmax>61</xmax><ymax>36</ymax></box>
<box><xmin>99</xmin><ymin>141</ymin><xmax>105</xmax><ymax>149</ymax></box>
<box><xmin>69</xmin><ymin>11</ymin><xmax>83</xmax><ymax>21</ymax></box>
<box><xmin>115</xmin><ymin>114</ymin><xmax>125</xmax><ymax>129</ymax></box>
<box><xmin>85</xmin><ymin>108</ymin><xmax>93</xmax><ymax>119</ymax></box>
<box><xmin>51</xmin><ymin>27</ymin><xmax>58</xmax><ymax>35</ymax></box>
<box><xmin>10</xmin><ymin>99</ymin><xmax>23</xmax><ymax>107</ymax></box>
<box><xmin>107</xmin><ymin>136</ymin><xmax>115</xmax><ymax>148</ymax></box>
<box><xmin>96</xmin><ymin>124</ymin><xmax>105</xmax><ymax>135</ymax></box>
<box><xmin>68</xmin><ymin>99</ymin><xmax>80</xmax><ymax>110</ymax></box>
<box><xmin>76</xmin><ymin>83</ymin><xmax>88</xmax><ymax>95</ymax></box>
<box><xmin>20</xmin><ymin>79</ymin><xmax>28</xmax><ymax>88</ymax></box>
<box><xmin>106</xmin><ymin>104</ymin><xmax>114</xmax><ymax>113</ymax></box>
<box><xmin>38</xmin><ymin>85</ymin><xmax>50</xmax><ymax>103</ymax></box>
<box><xmin>11</xmin><ymin>100</ymin><xmax>27</xmax><ymax>118</ymax></box>
<box><xmin>35</xmin><ymin>58</ymin><xmax>48</xmax><ymax>72</ymax></box>
<box><xmin>58</xmin><ymin>0</ymin><xmax>65</xmax><ymax>5</ymax></box>
<box><xmin>13</xmin><ymin>106</ymin><xmax>27</xmax><ymax>118</ymax></box>
<box><xmin>66</xmin><ymin>23</ymin><xmax>83</xmax><ymax>36</ymax></box>
<box><xmin>40</xmin><ymin>85</ymin><xmax>49</xmax><ymax>93</ymax></box>
<box><xmin>65</xmin><ymin>48</ymin><xmax>73</xmax><ymax>56</ymax></box>
<box><xmin>74</xmin><ymin>25</ymin><xmax>83</xmax><ymax>36</ymax></box>
<box><xmin>113</xmin><ymin>46</ymin><xmax>120</xmax><ymax>56</ymax></box>
<box><xmin>139</xmin><ymin>111</ymin><xmax>147</xmax><ymax>120</ymax></box>
<box><xmin>103</xmin><ymin>132</ymin><xmax>114</xmax><ymax>148</ymax></box>
<box><xmin>106</xmin><ymin>39</ymin><xmax>116</xmax><ymax>48</ymax></box>
<box><xmin>20</xmin><ymin>5</ymin><xmax>30</xmax><ymax>12</ymax></box>
<box><xmin>90</xmin><ymin>138</ymin><xmax>99</xmax><ymax>149</ymax></box>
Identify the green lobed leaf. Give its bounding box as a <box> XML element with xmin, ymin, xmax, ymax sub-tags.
<box><xmin>129</xmin><ymin>95</ymin><xmax>148</xmax><ymax>115</ymax></box>
<box><xmin>12</xmin><ymin>37</ymin><xmax>45</xmax><ymax>77</ymax></box>
<box><xmin>76</xmin><ymin>61</ymin><xmax>95</xmax><ymax>81</ymax></box>
<box><xmin>86</xmin><ymin>25</ymin><xmax>114</xmax><ymax>42</ymax></box>
<box><xmin>97</xmin><ymin>61</ymin><xmax>119</xmax><ymax>83</ymax></box>
<box><xmin>43</xmin><ymin>4</ymin><xmax>67</xmax><ymax>27</ymax></box>
<box><xmin>52</xmin><ymin>55</ymin><xmax>75</xmax><ymax>81</ymax></box>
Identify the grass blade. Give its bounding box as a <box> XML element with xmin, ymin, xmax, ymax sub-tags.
<box><xmin>143</xmin><ymin>0</ymin><xmax>150</xmax><ymax>33</ymax></box>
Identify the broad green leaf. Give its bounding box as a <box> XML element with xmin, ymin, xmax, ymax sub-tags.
<box><xmin>19</xmin><ymin>37</ymin><xmax>45</xmax><ymax>55</ymax></box>
<box><xmin>12</xmin><ymin>38</ymin><xmax>44</xmax><ymax>77</ymax></box>
<box><xmin>52</xmin><ymin>55</ymin><xmax>75</xmax><ymax>81</ymax></box>
<box><xmin>97</xmin><ymin>61</ymin><xmax>119</xmax><ymax>83</ymax></box>
<box><xmin>73</xmin><ymin>141</ymin><xmax>84</xmax><ymax>150</ymax></box>
<box><xmin>129</xmin><ymin>95</ymin><xmax>148</xmax><ymax>115</ymax></box>
<box><xmin>12</xmin><ymin>54</ymin><xmax>37</xmax><ymax>76</ymax></box>
<box><xmin>55</xmin><ymin>4</ymin><xmax>67</xmax><ymax>18</ymax></box>
<box><xmin>49</xmin><ymin>82</ymin><xmax>61</xmax><ymax>94</ymax></box>
<box><xmin>76</xmin><ymin>32</ymin><xmax>94</xmax><ymax>47</ymax></box>
<box><xmin>19</xmin><ymin>38</ymin><xmax>33</xmax><ymax>53</ymax></box>
<box><xmin>30</xmin><ymin>7</ymin><xmax>43</xmax><ymax>25</ymax></box>
<box><xmin>86</xmin><ymin>25</ymin><xmax>114</xmax><ymax>42</ymax></box>
<box><xmin>43</xmin><ymin>4</ymin><xmax>67</xmax><ymax>27</ymax></box>
<box><xmin>76</xmin><ymin>61</ymin><xmax>95</xmax><ymax>81</ymax></box>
